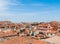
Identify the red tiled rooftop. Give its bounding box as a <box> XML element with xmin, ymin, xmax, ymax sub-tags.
<box><xmin>0</xmin><ymin>36</ymin><xmax>47</xmax><ymax>44</ymax></box>
<box><xmin>0</xmin><ymin>30</ymin><xmax>18</xmax><ymax>38</ymax></box>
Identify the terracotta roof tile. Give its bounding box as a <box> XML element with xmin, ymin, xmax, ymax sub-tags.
<box><xmin>0</xmin><ymin>36</ymin><xmax>47</xmax><ymax>44</ymax></box>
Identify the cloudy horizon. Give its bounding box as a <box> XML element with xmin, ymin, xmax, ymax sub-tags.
<box><xmin>0</xmin><ymin>0</ymin><xmax>60</xmax><ymax>22</ymax></box>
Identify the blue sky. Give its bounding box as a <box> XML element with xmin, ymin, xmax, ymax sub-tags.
<box><xmin>0</xmin><ymin>0</ymin><xmax>60</xmax><ymax>22</ymax></box>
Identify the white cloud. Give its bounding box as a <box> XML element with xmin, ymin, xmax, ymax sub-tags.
<box><xmin>0</xmin><ymin>0</ymin><xmax>9</xmax><ymax>11</ymax></box>
<box><xmin>0</xmin><ymin>0</ymin><xmax>23</xmax><ymax>17</ymax></box>
<box><xmin>0</xmin><ymin>0</ymin><xmax>24</xmax><ymax>11</ymax></box>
